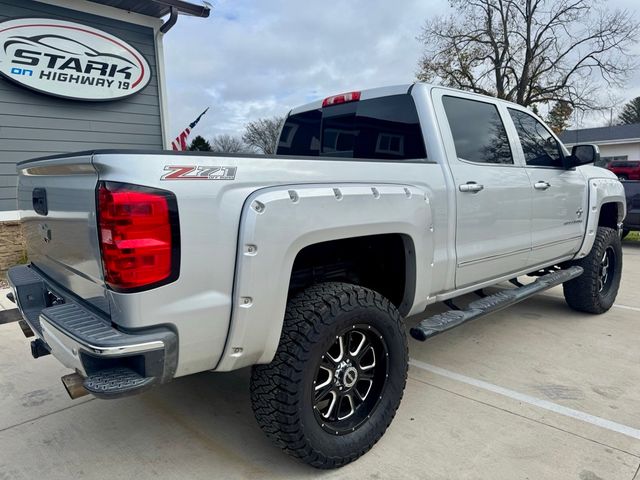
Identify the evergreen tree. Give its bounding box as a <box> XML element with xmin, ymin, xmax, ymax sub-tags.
<box><xmin>545</xmin><ymin>101</ymin><xmax>573</xmax><ymax>134</ymax></box>
<box><xmin>188</xmin><ymin>135</ymin><xmax>212</xmax><ymax>151</ymax></box>
<box><xmin>617</xmin><ymin>97</ymin><xmax>640</xmax><ymax>125</ymax></box>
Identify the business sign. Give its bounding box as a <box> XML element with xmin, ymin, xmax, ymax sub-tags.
<box><xmin>0</xmin><ymin>18</ymin><xmax>151</xmax><ymax>101</ymax></box>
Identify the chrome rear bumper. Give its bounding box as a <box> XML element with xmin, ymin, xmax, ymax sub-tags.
<box><xmin>8</xmin><ymin>264</ymin><xmax>177</xmax><ymax>398</ymax></box>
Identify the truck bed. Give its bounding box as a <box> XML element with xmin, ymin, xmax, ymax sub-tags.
<box><xmin>16</xmin><ymin>148</ymin><xmax>450</xmax><ymax>376</ymax></box>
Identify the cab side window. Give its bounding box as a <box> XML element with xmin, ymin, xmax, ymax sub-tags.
<box><xmin>508</xmin><ymin>109</ymin><xmax>563</xmax><ymax>168</ymax></box>
<box><xmin>442</xmin><ymin>96</ymin><xmax>514</xmax><ymax>165</ymax></box>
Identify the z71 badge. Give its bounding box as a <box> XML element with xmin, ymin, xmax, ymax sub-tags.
<box><xmin>161</xmin><ymin>165</ymin><xmax>237</xmax><ymax>181</ymax></box>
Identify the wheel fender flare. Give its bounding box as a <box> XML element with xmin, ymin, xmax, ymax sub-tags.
<box><xmin>215</xmin><ymin>183</ymin><xmax>433</xmax><ymax>371</ymax></box>
<box><xmin>576</xmin><ymin>177</ymin><xmax>626</xmax><ymax>259</ymax></box>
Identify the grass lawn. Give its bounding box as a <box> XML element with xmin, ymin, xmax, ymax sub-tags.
<box><xmin>624</xmin><ymin>231</ymin><xmax>640</xmax><ymax>242</ymax></box>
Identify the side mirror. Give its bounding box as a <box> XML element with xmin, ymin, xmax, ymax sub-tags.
<box><xmin>568</xmin><ymin>144</ymin><xmax>600</xmax><ymax>167</ymax></box>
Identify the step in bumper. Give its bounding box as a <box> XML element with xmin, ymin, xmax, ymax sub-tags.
<box><xmin>8</xmin><ymin>265</ymin><xmax>178</xmax><ymax>398</ymax></box>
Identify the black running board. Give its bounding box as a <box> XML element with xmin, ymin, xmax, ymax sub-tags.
<box><xmin>410</xmin><ymin>266</ymin><xmax>583</xmax><ymax>342</ymax></box>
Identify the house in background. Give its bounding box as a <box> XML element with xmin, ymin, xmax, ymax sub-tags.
<box><xmin>559</xmin><ymin>124</ymin><xmax>640</xmax><ymax>167</ymax></box>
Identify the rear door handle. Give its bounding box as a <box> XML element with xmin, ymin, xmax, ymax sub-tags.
<box><xmin>534</xmin><ymin>181</ymin><xmax>551</xmax><ymax>190</ymax></box>
<box><xmin>459</xmin><ymin>182</ymin><xmax>484</xmax><ymax>193</ymax></box>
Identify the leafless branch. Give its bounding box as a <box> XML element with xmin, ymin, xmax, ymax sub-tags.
<box><xmin>417</xmin><ymin>0</ymin><xmax>639</xmax><ymax>109</ymax></box>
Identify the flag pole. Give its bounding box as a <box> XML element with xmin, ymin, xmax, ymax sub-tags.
<box><xmin>171</xmin><ymin>107</ymin><xmax>210</xmax><ymax>151</ymax></box>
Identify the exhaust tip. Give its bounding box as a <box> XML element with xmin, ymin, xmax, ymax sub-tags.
<box><xmin>61</xmin><ymin>373</ymin><xmax>90</xmax><ymax>400</ymax></box>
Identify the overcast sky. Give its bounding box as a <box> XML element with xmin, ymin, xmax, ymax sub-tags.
<box><xmin>163</xmin><ymin>0</ymin><xmax>640</xmax><ymax>141</ymax></box>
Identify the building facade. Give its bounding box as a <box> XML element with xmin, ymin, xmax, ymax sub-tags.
<box><xmin>559</xmin><ymin>124</ymin><xmax>640</xmax><ymax>167</ymax></box>
<box><xmin>0</xmin><ymin>0</ymin><xmax>209</xmax><ymax>269</ymax></box>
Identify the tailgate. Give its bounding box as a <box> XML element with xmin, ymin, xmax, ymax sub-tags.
<box><xmin>17</xmin><ymin>153</ymin><xmax>108</xmax><ymax>315</ymax></box>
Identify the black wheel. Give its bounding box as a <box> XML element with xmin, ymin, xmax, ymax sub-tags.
<box><xmin>618</xmin><ymin>174</ymin><xmax>628</xmax><ymax>181</ymax></box>
<box><xmin>563</xmin><ymin>227</ymin><xmax>622</xmax><ymax>313</ymax></box>
<box><xmin>621</xmin><ymin>229</ymin><xmax>630</xmax><ymax>240</ymax></box>
<box><xmin>250</xmin><ymin>282</ymin><xmax>408</xmax><ymax>469</ymax></box>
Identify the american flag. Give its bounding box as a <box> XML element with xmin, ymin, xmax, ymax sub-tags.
<box><xmin>171</xmin><ymin>107</ymin><xmax>209</xmax><ymax>151</ymax></box>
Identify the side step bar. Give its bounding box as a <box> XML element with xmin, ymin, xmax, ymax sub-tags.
<box><xmin>410</xmin><ymin>266</ymin><xmax>583</xmax><ymax>342</ymax></box>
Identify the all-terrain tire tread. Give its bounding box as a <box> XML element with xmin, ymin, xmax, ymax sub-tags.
<box><xmin>563</xmin><ymin>226</ymin><xmax>622</xmax><ymax>314</ymax></box>
<box><xmin>250</xmin><ymin>282</ymin><xmax>408</xmax><ymax>469</ymax></box>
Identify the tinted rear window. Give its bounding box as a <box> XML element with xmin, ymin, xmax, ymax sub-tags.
<box><xmin>442</xmin><ymin>96</ymin><xmax>513</xmax><ymax>165</ymax></box>
<box><xmin>277</xmin><ymin>94</ymin><xmax>427</xmax><ymax>160</ymax></box>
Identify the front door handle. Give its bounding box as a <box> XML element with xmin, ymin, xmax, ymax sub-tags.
<box><xmin>459</xmin><ymin>182</ymin><xmax>484</xmax><ymax>193</ymax></box>
<box><xmin>534</xmin><ymin>181</ymin><xmax>551</xmax><ymax>190</ymax></box>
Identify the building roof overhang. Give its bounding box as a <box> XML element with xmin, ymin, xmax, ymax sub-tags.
<box><xmin>86</xmin><ymin>0</ymin><xmax>210</xmax><ymax>19</ymax></box>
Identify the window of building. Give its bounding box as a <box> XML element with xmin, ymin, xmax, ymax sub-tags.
<box><xmin>376</xmin><ymin>133</ymin><xmax>404</xmax><ymax>156</ymax></box>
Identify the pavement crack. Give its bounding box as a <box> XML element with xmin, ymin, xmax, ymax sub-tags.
<box><xmin>633</xmin><ymin>461</ymin><xmax>640</xmax><ymax>480</ymax></box>
<box><xmin>0</xmin><ymin>398</ymin><xmax>95</xmax><ymax>434</ymax></box>
<box><xmin>408</xmin><ymin>375</ymin><xmax>640</xmax><ymax>459</ymax></box>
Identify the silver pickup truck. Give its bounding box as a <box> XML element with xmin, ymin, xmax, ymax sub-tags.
<box><xmin>8</xmin><ymin>83</ymin><xmax>626</xmax><ymax>469</ymax></box>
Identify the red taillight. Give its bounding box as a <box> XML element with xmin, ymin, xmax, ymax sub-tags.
<box><xmin>322</xmin><ymin>91</ymin><xmax>361</xmax><ymax>107</ymax></box>
<box><xmin>97</xmin><ymin>182</ymin><xmax>179</xmax><ymax>291</ymax></box>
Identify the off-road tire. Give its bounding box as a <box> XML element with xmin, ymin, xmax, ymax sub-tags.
<box><xmin>563</xmin><ymin>227</ymin><xmax>622</xmax><ymax>313</ymax></box>
<box><xmin>250</xmin><ymin>282</ymin><xmax>408</xmax><ymax>469</ymax></box>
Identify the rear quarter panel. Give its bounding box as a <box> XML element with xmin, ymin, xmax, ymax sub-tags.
<box><xmin>93</xmin><ymin>151</ymin><xmax>450</xmax><ymax>376</ymax></box>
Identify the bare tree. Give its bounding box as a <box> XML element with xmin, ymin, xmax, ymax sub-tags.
<box><xmin>242</xmin><ymin>116</ymin><xmax>285</xmax><ymax>155</ymax></box>
<box><xmin>211</xmin><ymin>134</ymin><xmax>248</xmax><ymax>153</ymax></box>
<box><xmin>417</xmin><ymin>0</ymin><xmax>638</xmax><ymax>109</ymax></box>
<box><xmin>598</xmin><ymin>90</ymin><xmax>624</xmax><ymax>126</ymax></box>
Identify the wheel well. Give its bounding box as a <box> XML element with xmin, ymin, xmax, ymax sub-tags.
<box><xmin>289</xmin><ymin>234</ymin><xmax>415</xmax><ymax>316</ymax></box>
<box><xmin>598</xmin><ymin>202</ymin><xmax>620</xmax><ymax>229</ymax></box>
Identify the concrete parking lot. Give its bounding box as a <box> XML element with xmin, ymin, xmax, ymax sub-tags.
<box><xmin>1</xmin><ymin>241</ymin><xmax>639</xmax><ymax>479</ymax></box>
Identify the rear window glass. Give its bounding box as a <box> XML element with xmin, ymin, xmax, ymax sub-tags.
<box><xmin>276</xmin><ymin>94</ymin><xmax>427</xmax><ymax>160</ymax></box>
<box><xmin>442</xmin><ymin>96</ymin><xmax>513</xmax><ymax>165</ymax></box>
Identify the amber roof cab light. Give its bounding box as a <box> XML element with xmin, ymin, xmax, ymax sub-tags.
<box><xmin>322</xmin><ymin>91</ymin><xmax>361</xmax><ymax>107</ymax></box>
<box><xmin>97</xmin><ymin>182</ymin><xmax>180</xmax><ymax>292</ymax></box>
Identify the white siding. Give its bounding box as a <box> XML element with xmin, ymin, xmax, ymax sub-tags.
<box><xmin>598</xmin><ymin>142</ymin><xmax>640</xmax><ymax>161</ymax></box>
